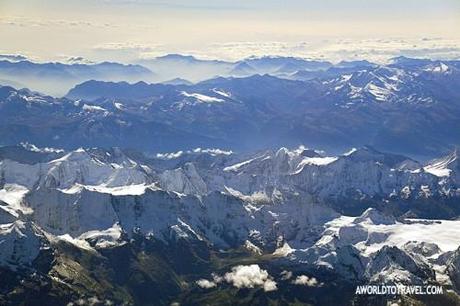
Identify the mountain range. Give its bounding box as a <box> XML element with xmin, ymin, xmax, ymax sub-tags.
<box><xmin>0</xmin><ymin>54</ymin><xmax>384</xmax><ymax>96</ymax></box>
<box><xmin>0</xmin><ymin>56</ymin><xmax>459</xmax><ymax>158</ymax></box>
<box><xmin>0</xmin><ymin>143</ymin><xmax>459</xmax><ymax>305</ymax></box>
<box><xmin>1</xmin><ymin>54</ymin><xmax>460</xmax><ymax>305</ymax></box>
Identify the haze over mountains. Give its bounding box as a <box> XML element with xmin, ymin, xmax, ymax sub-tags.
<box><xmin>0</xmin><ymin>53</ymin><xmax>338</xmax><ymax>95</ymax></box>
<box><xmin>0</xmin><ymin>53</ymin><xmax>396</xmax><ymax>95</ymax></box>
<box><xmin>1</xmin><ymin>54</ymin><xmax>459</xmax><ymax>158</ymax></box>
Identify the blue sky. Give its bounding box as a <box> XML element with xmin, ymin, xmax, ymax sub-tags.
<box><xmin>0</xmin><ymin>0</ymin><xmax>459</xmax><ymax>62</ymax></box>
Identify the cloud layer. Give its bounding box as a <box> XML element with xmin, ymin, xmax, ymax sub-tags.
<box><xmin>195</xmin><ymin>266</ymin><xmax>327</xmax><ymax>293</ymax></box>
<box><xmin>196</xmin><ymin>265</ymin><xmax>278</xmax><ymax>292</ymax></box>
<box><xmin>90</xmin><ymin>38</ymin><xmax>460</xmax><ymax>64</ymax></box>
<box><xmin>292</xmin><ymin>275</ymin><xmax>322</xmax><ymax>287</ymax></box>
<box><xmin>2</xmin><ymin>0</ymin><xmax>459</xmax><ymax>63</ymax></box>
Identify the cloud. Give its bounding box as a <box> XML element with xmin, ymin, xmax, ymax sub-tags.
<box><xmin>224</xmin><ymin>264</ymin><xmax>277</xmax><ymax>292</ymax></box>
<box><xmin>262</xmin><ymin>279</ymin><xmax>278</xmax><ymax>292</ymax></box>
<box><xmin>196</xmin><ymin>279</ymin><xmax>217</xmax><ymax>289</ymax></box>
<box><xmin>93</xmin><ymin>42</ymin><xmax>162</xmax><ymax>52</ymax></box>
<box><xmin>155</xmin><ymin>148</ymin><xmax>233</xmax><ymax>160</ymax></box>
<box><xmin>66</xmin><ymin>56</ymin><xmax>95</xmax><ymax>64</ymax></box>
<box><xmin>185</xmin><ymin>38</ymin><xmax>460</xmax><ymax>63</ymax></box>
<box><xmin>66</xmin><ymin>296</ymin><xmax>113</xmax><ymax>306</ymax></box>
<box><xmin>280</xmin><ymin>270</ymin><xmax>293</xmax><ymax>280</ymax></box>
<box><xmin>291</xmin><ymin>275</ymin><xmax>322</xmax><ymax>287</ymax></box>
<box><xmin>18</xmin><ymin>36</ymin><xmax>445</xmax><ymax>65</ymax></box>
<box><xmin>92</xmin><ymin>42</ymin><xmax>166</xmax><ymax>61</ymax></box>
<box><xmin>197</xmin><ymin>265</ymin><xmax>277</xmax><ymax>292</ymax></box>
<box><xmin>192</xmin><ymin>148</ymin><xmax>233</xmax><ymax>156</ymax></box>
<box><xmin>98</xmin><ymin>0</ymin><xmax>254</xmax><ymax>11</ymax></box>
<box><xmin>197</xmin><ymin>269</ymin><xmax>326</xmax><ymax>292</ymax></box>
<box><xmin>89</xmin><ymin>37</ymin><xmax>460</xmax><ymax>65</ymax></box>
<box><xmin>1</xmin><ymin>16</ymin><xmax>114</xmax><ymax>29</ymax></box>
<box><xmin>155</xmin><ymin>150</ymin><xmax>184</xmax><ymax>159</ymax></box>
<box><xmin>195</xmin><ymin>273</ymin><xmax>223</xmax><ymax>289</ymax></box>
<box><xmin>0</xmin><ymin>54</ymin><xmax>28</xmax><ymax>62</ymax></box>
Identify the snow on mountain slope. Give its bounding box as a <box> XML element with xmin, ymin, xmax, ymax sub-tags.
<box><xmin>285</xmin><ymin>208</ymin><xmax>460</xmax><ymax>284</ymax></box>
<box><xmin>294</xmin><ymin>156</ymin><xmax>338</xmax><ymax>172</ymax></box>
<box><xmin>208</xmin><ymin>146</ymin><xmax>446</xmax><ymax>200</ymax></box>
<box><xmin>0</xmin><ymin>144</ymin><xmax>459</xmax><ymax>283</ymax></box>
<box><xmin>3</xmin><ymin>61</ymin><xmax>460</xmax><ymax>159</ymax></box>
<box><xmin>0</xmin><ymin>147</ymin><xmax>152</xmax><ymax>190</ymax></box>
<box><xmin>0</xmin><ymin>221</ymin><xmax>44</xmax><ymax>269</ymax></box>
<box><xmin>0</xmin><ymin>184</ymin><xmax>31</xmax><ymax>217</ymax></box>
<box><xmin>159</xmin><ymin>162</ymin><xmax>207</xmax><ymax>195</ymax></box>
<box><xmin>322</xmin><ymin>210</ymin><xmax>460</xmax><ymax>255</ymax></box>
<box><xmin>424</xmin><ymin>62</ymin><xmax>452</xmax><ymax>75</ymax></box>
<box><xmin>77</xmin><ymin>222</ymin><xmax>123</xmax><ymax>248</ymax></box>
<box><xmin>181</xmin><ymin>91</ymin><xmax>224</xmax><ymax>103</ymax></box>
<box><xmin>212</xmin><ymin>88</ymin><xmax>232</xmax><ymax>98</ymax></box>
<box><xmin>60</xmin><ymin>183</ymin><xmax>158</xmax><ymax>196</ymax></box>
<box><xmin>326</xmin><ymin>66</ymin><xmax>435</xmax><ymax>105</ymax></box>
<box><xmin>26</xmin><ymin>187</ymin><xmax>119</xmax><ymax>237</ymax></box>
<box><xmin>423</xmin><ymin>149</ymin><xmax>459</xmax><ymax>178</ymax></box>
<box><xmin>0</xmin><ymin>159</ymin><xmax>43</xmax><ymax>189</ymax></box>
<box><xmin>45</xmin><ymin>148</ymin><xmax>150</xmax><ymax>188</ymax></box>
<box><xmin>1</xmin><ymin>145</ymin><xmax>458</xmax><ymax>206</ymax></box>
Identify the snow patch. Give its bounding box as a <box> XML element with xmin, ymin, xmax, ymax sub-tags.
<box><xmin>82</xmin><ymin>104</ymin><xmax>108</xmax><ymax>112</ymax></box>
<box><xmin>181</xmin><ymin>91</ymin><xmax>224</xmax><ymax>103</ymax></box>
<box><xmin>273</xmin><ymin>242</ymin><xmax>294</xmax><ymax>257</ymax></box>
<box><xmin>0</xmin><ymin>184</ymin><xmax>32</xmax><ymax>217</ymax></box>
<box><xmin>223</xmin><ymin>157</ymin><xmax>257</xmax><ymax>172</ymax></box>
<box><xmin>212</xmin><ymin>88</ymin><xmax>232</xmax><ymax>98</ymax></box>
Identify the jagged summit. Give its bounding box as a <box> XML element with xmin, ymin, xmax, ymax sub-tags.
<box><xmin>354</xmin><ymin>208</ymin><xmax>396</xmax><ymax>225</ymax></box>
<box><xmin>0</xmin><ymin>143</ymin><xmax>460</xmax><ymax>303</ymax></box>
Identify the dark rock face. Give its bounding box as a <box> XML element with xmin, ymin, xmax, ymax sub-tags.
<box><xmin>447</xmin><ymin>247</ymin><xmax>460</xmax><ymax>292</ymax></box>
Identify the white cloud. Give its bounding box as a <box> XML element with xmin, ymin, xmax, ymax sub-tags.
<box><xmin>1</xmin><ymin>16</ymin><xmax>114</xmax><ymax>29</ymax></box>
<box><xmin>155</xmin><ymin>150</ymin><xmax>184</xmax><ymax>159</ymax></box>
<box><xmin>263</xmin><ymin>279</ymin><xmax>278</xmax><ymax>292</ymax></box>
<box><xmin>7</xmin><ymin>34</ymin><xmax>460</xmax><ymax>65</ymax></box>
<box><xmin>195</xmin><ymin>273</ymin><xmax>223</xmax><ymax>289</ymax></box>
<box><xmin>292</xmin><ymin>275</ymin><xmax>322</xmax><ymax>287</ymax></box>
<box><xmin>196</xmin><ymin>279</ymin><xmax>217</xmax><ymax>289</ymax></box>
<box><xmin>66</xmin><ymin>56</ymin><xmax>94</xmax><ymax>64</ymax></box>
<box><xmin>224</xmin><ymin>264</ymin><xmax>277</xmax><ymax>292</ymax></box>
<box><xmin>192</xmin><ymin>148</ymin><xmax>233</xmax><ymax>156</ymax></box>
<box><xmin>155</xmin><ymin>148</ymin><xmax>233</xmax><ymax>160</ymax></box>
<box><xmin>193</xmin><ymin>38</ymin><xmax>460</xmax><ymax>63</ymax></box>
<box><xmin>93</xmin><ymin>42</ymin><xmax>163</xmax><ymax>52</ymax></box>
<box><xmin>280</xmin><ymin>270</ymin><xmax>293</xmax><ymax>280</ymax></box>
<box><xmin>0</xmin><ymin>53</ymin><xmax>28</xmax><ymax>62</ymax></box>
<box><xmin>89</xmin><ymin>37</ymin><xmax>460</xmax><ymax>64</ymax></box>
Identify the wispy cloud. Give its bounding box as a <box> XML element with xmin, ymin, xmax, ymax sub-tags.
<box><xmin>90</xmin><ymin>38</ymin><xmax>460</xmax><ymax>63</ymax></box>
<box><xmin>93</xmin><ymin>42</ymin><xmax>163</xmax><ymax>52</ymax></box>
<box><xmin>0</xmin><ymin>53</ymin><xmax>28</xmax><ymax>62</ymax></box>
<box><xmin>92</xmin><ymin>42</ymin><xmax>166</xmax><ymax>62</ymax></box>
<box><xmin>188</xmin><ymin>38</ymin><xmax>460</xmax><ymax>63</ymax></box>
<box><xmin>2</xmin><ymin>1</ymin><xmax>459</xmax><ymax>64</ymax></box>
<box><xmin>0</xmin><ymin>16</ymin><xmax>114</xmax><ymax>29</ymax></box>
<box><xmin>98</xmin><ymin>0</ymin><xmax>256</xmax><ymax>11</ymax></box>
